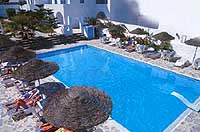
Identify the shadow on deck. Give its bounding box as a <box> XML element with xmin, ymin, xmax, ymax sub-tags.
<box><xmin>16</xmin><ymin>33</ymin><xmax>87</xmax><ymax>50</ymax></box>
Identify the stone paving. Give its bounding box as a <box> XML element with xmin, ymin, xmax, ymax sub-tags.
<box><xmin>1</xmin><ymin>39</ymin><xmax>200</xmax><ymax>132</ymax></box>
<box><xmin>0</xmin><ymin>76</ymin><xmax>129</xmax><ymax>132</ymax></box>
<box><xmin>0</xmin><ymin>83</ymin><xmax>38</xmax><ymax>132</ymax></box>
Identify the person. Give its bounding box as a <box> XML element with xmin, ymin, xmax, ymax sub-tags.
<box><xmin>5</xmin><ymin>89</ymin><xmax>38</xmax><ymax>107</ymax></box>
<box><xmin>15</xmin><ymin>95</ymin><xmax>42</xmax><ymax>112</ymax></box>
<box><xmin>5</xmin><ymin>91</ymin><xmax>41</xmax><ymax>112</ymax></box>
<box><xmin>127</xmin><ymin>37</ymin><xmax>132</xmax><ymax>45</ymax></box>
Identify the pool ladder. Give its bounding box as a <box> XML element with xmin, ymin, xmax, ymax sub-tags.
<box><xmin>171</xmin><ymin>91</ymin><xmax>200</xmax><ymax>112</ymax></box>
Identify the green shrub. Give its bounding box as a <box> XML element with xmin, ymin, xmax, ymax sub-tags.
<box><xmin>159</xmin><ymin>41</ymin><xmax>173</xmax><ymax>51</ymax></box>
<box><xmin>37</xmin><ymin>25</ymin><xmax>54</xmax><ymax>33</ymax></box>
<box><xmin>108</xmin><ymin>24</ymin><xmax>126</xmax><ymax>39</ymax></box>
<box><xmin>6</xmin><ymin>8</ymin><xmax>16</xmax><ymax>19</ymax></box>
<box><xmin>96</xmin><ymin>11</ymin><xmax>107</xmax><ymax>19</ymax></box>
<box><xmin>86</xmin><ymin>17</ymin><xmax>97</xmax><ymax>26</ymax></box>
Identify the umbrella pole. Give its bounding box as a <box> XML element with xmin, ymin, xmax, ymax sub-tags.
<box><xmin>38</xmin><ymin>79</ymin><xmax>40</xmax><ymax>86</ymax></box>
<box><xmin>192</xmin><ymin>47</ymin><xmax>198</xmax><ymax>63</ymax></box>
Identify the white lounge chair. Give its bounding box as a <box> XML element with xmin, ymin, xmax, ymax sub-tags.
<box><xmin>174</xmin><ymin>58</ymin><xmax>191</xmax><ymax>68</ymax></box>
<box><xmin>143</xmin><ymin>51</ymin><xmax>161</xmax><ymax>59</ymax></box>
<box><xmin>101</xmin><ymin>36</ymin><xmax>111</xmax><ymax>44</ymax></box>
<box><xmin>192</xmin><ymin>58</ymin><xmax>200</xmax><ymax>70</ymax></box>
<box><xmin>161</xmin><ymin>50</ymin><xmax>181</xmax><ymax>62</ymax></box>
<box><xmin>0</xmin><ymin>62</ymin><xmax>9</xmax><ymax>69</ymax></box>
<box><xmin>136</xmin><ymin>44</ymin><xmax>146</xmax><ymax>54</ymax></box>
<box><xmin>108</xmin><ymin>38</ymin><xmax>117</xmax><ymax>46</ymax></box>
<box><xmin>1</xmin><ymin>78</ymin><xmax>16</xmax><ymax>87</ymax></box>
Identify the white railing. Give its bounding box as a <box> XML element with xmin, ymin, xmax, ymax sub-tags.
<box><xmin>171</xmin><ymin>91</ymin><xmax>200</xmax><ymax>112</ymax></box>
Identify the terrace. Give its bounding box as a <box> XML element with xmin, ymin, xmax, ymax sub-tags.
<box><xmin>1</xmin><ymin>38</ymin><xmax>200</xmax><ymax>131</ymax></box>
<box><xmin>0</xmin><ymin>1</ymin><xmax>200</xmax><ymax>132</ymax></box>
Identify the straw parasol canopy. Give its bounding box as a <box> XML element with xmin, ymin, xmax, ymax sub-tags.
<box><xmin>152</xmin><ymin>32</ymin><xmax>175</xmax><ymax>41</ymax></box>
<box><xmin>0</xmin><ymin>46</ymin><xmax>36</xmax><ymax>63</ymax></box>
<box><xmin>130</xmin><ymin>28</ymin><xmax>149</xmax><ymax>35</ymax></box>
<box><xmin>0</xmin><ymin>35</ymin><xmax>17</xmax><ymax>50</ymax></box>
<box><xmin>185</xmin><ymin>37</ymin><xmax>200</xmax><ymax>62</ymax></box>
<box><xmin>43</xmin><ymin>86</ymin><xmax>112</xmax><ymax>131</ymax></box>
<box><xmin>12</xmin><ymin>59</ymin><xmax>59</xmax><ymax>82</ymax></box>
<box><xmin>37</xmin><ymin>82</ymin><xmax>66</xmax><ymax>97</ymax></box>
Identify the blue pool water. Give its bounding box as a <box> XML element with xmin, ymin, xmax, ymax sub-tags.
<box><xmin>38</xmin><ymin>45</ymin><xmax>200</xmax><ymax>132</ymax></box>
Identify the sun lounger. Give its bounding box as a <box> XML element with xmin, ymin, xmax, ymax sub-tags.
<box><xmin>174</xmin><ymin>58</ymin><xmax>191</xmax><ymax>68</ymax></box>
<box><xmin>0</xmin><ymin>62</ymin><xmax>8</xmax><ymax>69</ymax></box>
<box><xmin>0</xmin><ymin>68</ymin><xmax>13</xmax><ymax>77</ymax></box>
<box><xmin>12</xmin><ymin>109</ymin><xmax>33</xmax><ymax>121</ymax></box>
<box><xmin>125</xmin><ymin>45</ymin><xmax>135</xmax><ymax>52</ymax></box>
<box><xmin>168</xmin><ymin>56</ymin><xmax>181</xmax><ymax>63</ymax></box>
<box><xmin>36</xmin><ymin>123</ymin><xmax>58</xmax><ymax>132</ymax></box>
<box><xmin>108</xmin><ymin>38</ymin><xmax>117</xmax><ymax>46</ymax></box>
<box><xmin>108</xmin><ymin>38</ymin><xmax>120</xmax><ymax>47</ymax></box>
<box><xmin>5</xmin><ymin>89</ymin><xmax>39</xmax><ymax>106</ymax></box>
<box><xmin>143</xmin><ymin>51</ymin><xmax>161</xmax><ymax>59</ymax></box>
<box><xmin>193</xmin><ymin>58</ymin><xmax>200</xmax><ymax>70</ymax></box>
<box><xmin>16</xmin><ymin>81</ymin><xmax>36</xmax><ymax>93</ymax></box>
<box><xmin>136</xmin><ymin>44</ymin><xmax>146</xmax><ymax>54</ymax></box>
<box><xmin>101</xmin><ymin>36</ymin><xmax>111</xmax><ymax>44</ymax></box>
<box><xmin>55</xmin><ymin>128</ymin><xmax>74</xmax><ymax>132</ymax></box>
<box><xmin>36</xmin><ymin>94</ymin><xmax>47</xmax><ymax>109</ymax></box>
<box><xmin>10</xmin><ymin>105</ymin><xmax>40</xmax><ymax>121</ymax></box>
<box><xmin>7</xmin><ymin>94</ymin><xmax>44</xmax><ymax>121</ymax></box>
<box><xmin>161</xmin><ymin>50</ymin><xmax>181</xmax><ymax>62</ymax></box>
<box><xmin>1</xmin><ymin>78</ymin><xmax>17</xmax><ymax>87</ymax></box>
<box><xmin>161</xmin><ymin>50</ymin><xmax>175</xmax><ymax>60</ymax></box>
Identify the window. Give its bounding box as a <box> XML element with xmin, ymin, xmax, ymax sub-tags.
<box><xmin>96</xmin><ymin>0</ymin><xmax>107</xmax><ymax>4</ymax></box>
<box><xmin>61</xmin><ymin>0</ymin><xmax>65</xmax><ymax>4</ymax></box>
<box><xmin>80</xmin><ymin>0</ymin><xmax>84</xmax><ymax>3</ymax></box>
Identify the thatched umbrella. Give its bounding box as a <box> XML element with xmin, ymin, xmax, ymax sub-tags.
<box><xmin>0</xmin><ymin>35</ymin><xmax>17</xmax><ymax>50</ymax></box>
<box><xmin>0</xmin><ymin>46</ymin><xmax>36</xmax><ymax>63</ymax></box>
<box><xmin>12</xmin><ymin>59</ymin><xmax>59</xmax><ymax>83</ymax></box>
<box><xmin>152</xmin><ymin>32</ymin><xmax>175</xmax><ymax>41</ymax></box>
<box><xmin>130</xmin><ymin>28</ymin><xmax>149</xmax><ymax>35</ymax></box>
<box><xmin>43</xmin><ymin>86</ymin><xmax>112</xmax><ymax>132</ymax></box>
<box><xmin>37</xmin><ymin>82</ymin><xmax>66</xmax><ymax>97</ymax></box>
<box><xmin>185</xmin><ymin>37</ymin><xmax>200</xmax><ymax>62</ymax></box>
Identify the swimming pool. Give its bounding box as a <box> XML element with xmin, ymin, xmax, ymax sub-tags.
<box><xmin>38</xmin><ymin>45</ymin><xmax>200</xmax><ymax>132</ymax></box>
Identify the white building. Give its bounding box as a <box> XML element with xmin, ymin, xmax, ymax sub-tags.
<box><xmin>19</xmin><ymin>0</ymin><xmax>110</xmax><ymax>35</ymax></box>
<box><xmin>1</xmin><ymin>0</ymin><xmax>200</xmax><ymax>38</ymax></box>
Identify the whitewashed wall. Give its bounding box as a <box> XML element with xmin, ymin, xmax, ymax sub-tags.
<box><xmin>109</xmin><ymin>0</ymin><xmax>200</xmax><ymax>38</ymax></box>
<box><xmin>109</xmin><ymin>0</ymin><xmax>158</xmax><ymax>29</ymax></box>
<box><xmin>137</xmin><ymin>0</ymin><xmax>200</xmax><ymax>37</ymax></box>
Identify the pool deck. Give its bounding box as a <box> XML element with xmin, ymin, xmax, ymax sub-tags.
<box><xmin>0</xmin><ymin>75</ymin><xmax>129</xmax><ymax>132</ymax></box>
<box><xmin>1</xmin><ymin>39</ymin><xmax>200</xmax><ymax>132</ymax></box>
